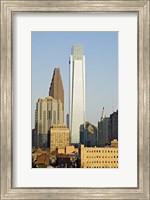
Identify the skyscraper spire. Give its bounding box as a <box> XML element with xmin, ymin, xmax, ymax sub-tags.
<box><xmin>49</xmin><ymin>68</ymin><xmax>64</xmax><ymax>112</ymax></box>
<box><xmin>101</xmin><ymin>107</ymin><xmax>105</xmax><ymax>121</ymax></box>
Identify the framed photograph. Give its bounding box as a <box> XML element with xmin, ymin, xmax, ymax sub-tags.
<box><xmin>0</xmin><ymin>0</ymin><xmax>149</xmax><ymax>199</ymax></box>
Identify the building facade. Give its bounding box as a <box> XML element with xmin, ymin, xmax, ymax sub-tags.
<box><xmin>110</xmin><ymin>139</ymin><xmax>118</xmax><ymax>148</ymax></box>
<box><xmin>80</xmin><ymin>145</ymin><xmax>118</xmax><ymax>168</ymax></box>
<box><xmin>49</xmin><ymin>68</ymin><xmax>64</xmax><ymax>113</ymax></box>
<box><xmin>50</xmin><ymin>124</ymin><xmax>70</xmax><ymax>154</ymax></box>
<box><xmin>80</xmin><ymin>122</ymin><xmax>97</xmax><ymax>147</ymax></box>
<box><xmin>35</xmin><ymin>96</ymin><xmax>63</xmax><ymax>148</ymax></box>
<box><xmin>97</xmin><ymin>108</ymin><xmax>118</xmax><ymax>147</ymax></box>
<box><xmin>66</xmin><ymin>114</ymin><xmax>69</xmax><ymax>128</ymax></box>
<box><xmin>56</xmin><ymin>145</ymin><xmax>78</xmax><ymax>155</ymax></box>
<box><xmin>69</xmin><ymin>45</ymin><xmax>86</xmax><ymax>144</ymax></box>
<box><xmin>32</xmin><ymin>129</ymin><xmax>36</xmax><ymax>147</ymax></box>
<box><xmin>98</xmin><ymin>117</ymin><xmax>111</xmax><ymax>147</ymax></box>
<box><xmin>110</xmin><ymin>110</ymin><xmax>118</xmax><ymax>140</ymax></box>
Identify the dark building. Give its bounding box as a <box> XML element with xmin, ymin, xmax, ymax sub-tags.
<box><xmin>110</xmin><ymin>110</ymin><xmax>118</xmax><ymax>140</ymax></box>
<box><xmin>97</xmin><ymin>117</ymin><xmax>111</xmax><ymax>147</ymax></box>
<box><xmin>49</xmin><ymin>68</ymin><xmax>64</xmax><ymax>112</ymax></box>
<box><xmin>80</xmin><ymin>122</ymin><xmax>97</xmax><ymax>147</ymax></box>
<box><xmin>56</xmin><ymin>154</ymin><xmax>78</xmax><ymax>168</ymax></box>
<box><xmin>97</xmin><ymin>109</ymin><xmax>118</xmax><ymax>147</ymax></box>
<box><xmin>66</xmin><ymin>114</ymin><xmax>69</xmax><ymax>128</ymax></box>
<box><xmin>80</xmin><ymin>124</ymin><xmax>85</xmax><ymax>145</ymax></box>
<box><xmin>32</xmin><ymin>129</ymin><xmax>37</xmax><ymax>147</ymax></box>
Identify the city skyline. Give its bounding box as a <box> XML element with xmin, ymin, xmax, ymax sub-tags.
<box><xmin>32</xmin><ymin>31</ymin><xmax>118</xmax><ymax>128</ymax></box>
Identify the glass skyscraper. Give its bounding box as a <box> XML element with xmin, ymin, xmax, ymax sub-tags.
<box><xmin>69</xmin><ymin>45</ymin><xmax>86</xmax><ymax>144</ymax></box>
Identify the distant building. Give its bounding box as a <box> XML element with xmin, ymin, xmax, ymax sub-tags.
<box><xmin>69</xmin><ymin>45</ymin><xmax>86</xmax><ymax>144</ymax></box>
<box><xmin>79</xmin><ymin>145</ymin><xmax>118</xmax><ymax>168</ymax></box>
<box><xmin>32</xmin><ymin>129</ymin><xmax>36</xmax><ymax>147</ymax></box>
<box><xmin>80</xmin><ymin>122</ymin><xmax>97</xmax><ymax>147</ymax></box>
<box><xmin>66</xmin><ymin>114</ymin><xmax>69</xmax><ymax>128</ymax></box>
<box><xmin>80</xmin><ymin>124</ymin><xmax>85</xmax><ymax>145</ymax></box>
<box><xmin>97</xmin><ymin>108</ymin><xmax>118</xmax><ymax>147</ymax></box>
<box><xmin>49</xmin><ymin>68</ymin><xmax>64</xmax><ymax>113</ymax></box>
<box><xmin>98</xmin><ymin>117</ymin><xmax>111</xmax><ymax>147</ymax></box>
<box><xmin>110</xmin><ymin>110</ymin><xmax>118</xmax><ymax>140</ymax></box>
<box><xmin>97</xmin><ymin>108</ymin><xmax>111</xmax><ymax>147</ymax></box>
<box><xmin>50</xmin><ymin>124</ymin><xmax>70</xmax><ymax>154</ymax></box>
<box><xmin>35</xmin><ymin>96</ymin><xmax>63</xmax><ymax>148</ymax></box>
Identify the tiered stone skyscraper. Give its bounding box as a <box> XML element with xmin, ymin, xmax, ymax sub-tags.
<box><xmin>69</xmin><ymin>45</ymin><xmax>86</xmax><ymax>144</ymax></box>
<box><xmin>35</xmin><ymin>96</ymin><xmax>63</xmax><ymax>148</ymax></box>
<box><xmin>35</xmin><ymin>68</ymin><xmax>64</xmax><ymax>148</ymax></box>
<box><xmin>49</xmin><ymin>68</ymin><xmax>64</xmax><ymax>112</ymax></box>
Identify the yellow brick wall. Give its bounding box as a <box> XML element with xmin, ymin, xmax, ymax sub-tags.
<box><xmin>80</xmin><ymin>145</ymin><xmax>118</xmax><ymax>168</ymax></box>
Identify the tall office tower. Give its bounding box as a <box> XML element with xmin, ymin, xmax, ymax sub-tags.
<box><xmin>35</xmin><ymin>96</ymin><xmax>63</xmax><ymax>148</ymax></box>
<box><xmin>49</xmin><ymin>68</ymin><xmax>64</xmax><ymax>114</ymax></box>
<box><xmin>69</xmin><ymin>45</ymin><xmax>86</xmax><ymax>144</ymax></box>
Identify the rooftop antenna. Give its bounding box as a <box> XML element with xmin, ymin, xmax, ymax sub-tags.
<box><xmin>101</xmin><ymin>107</ymin><xmax>105</xmax><ymax>121</ymax></box>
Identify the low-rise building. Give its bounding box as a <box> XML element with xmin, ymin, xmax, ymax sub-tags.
<box><xmin>110</xmin><ymin>139</ymin><xmax>118</xmax><ymax>148</ymax></box>
<box><xmin>35</xmin><ymin>154</ymin><xmax>49</xmax><ymax>168</ymax></box>
<box><xmin>56</xmin><ymin>154</ymin><xmax>77</xmax><ymax>168</ymax></box>
<box><xmin>56</xmin><ymin>145</ymin><xmax>78</xmax><ymax>155</ymax></box>
<box><xmin>66</xmin><ymin>146</ymin><xmax>78</xmax><ymax>154</ymax></box>
<box><xmin>50</xmin><ymin>124</ymin><xmax>70</xmax><ymax>154</ymax></box>
<box><xmin>79</xmin><ymin>145</ymin><xmax>118</xmax><ymax>168</ymax></box>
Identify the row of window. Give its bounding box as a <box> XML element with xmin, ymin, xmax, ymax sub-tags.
<box><xmin>86</xmin><ymin>160</ymin><xmax>118</xmax><ymax>164</ymax></box>
<box><xmin>86</xmin><ymin>150</ymin><xmax>118</xmax><ymax>153</ymax></box>
<box><xmin>86</xmin><ymin>166</ymin><xmax>118</xmax><ymax>168</ymax></box>
<box><xmin>87</xmin><ymin>156</ymin><xmax>118</xmax><ymax>159</ymax></box>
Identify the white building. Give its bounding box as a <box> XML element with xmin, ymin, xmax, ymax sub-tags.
<box><xmin>69</xmin><ymin>45</ymin><xmax>86</xmax><ymax>144</ymax></box>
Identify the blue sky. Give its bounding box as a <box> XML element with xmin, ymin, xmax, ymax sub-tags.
<box><xmin>32</xmin><ymin>31</ymin><xmax>118</xmax><ymax>128</ymax></box>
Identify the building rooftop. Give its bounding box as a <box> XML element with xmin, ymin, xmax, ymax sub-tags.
<box><xmin>35</xmin><ymin>154</ymin><xmax>49</xmax><ymax>166</ymax></box>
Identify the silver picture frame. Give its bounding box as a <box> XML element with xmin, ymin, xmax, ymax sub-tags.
<box><xmin>0</xmin><ymin>0</ymin><xmax>149</xmax><ymax>199</ymax></box>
